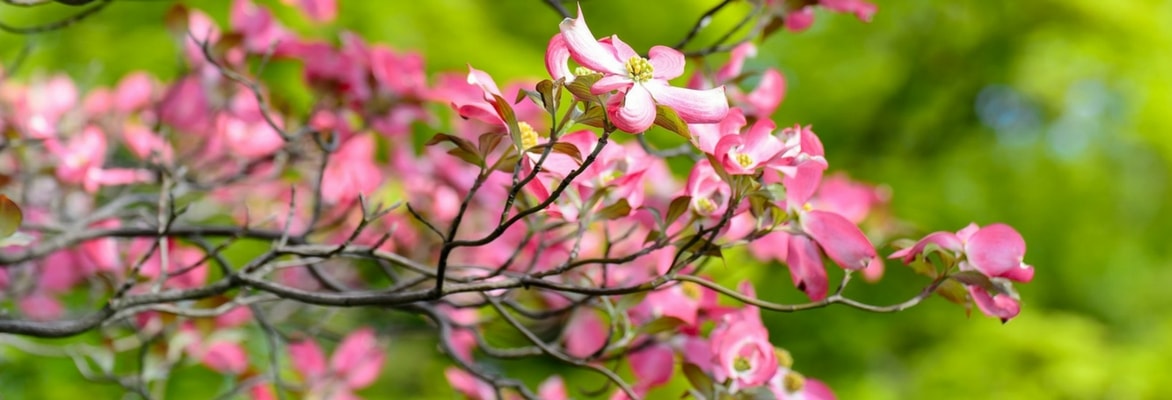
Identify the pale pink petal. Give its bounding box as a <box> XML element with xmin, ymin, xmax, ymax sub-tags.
<box><xmin>538</xmin><ymin>376</ymin><xmax>569</xmax><ymax>400</ymax></box>
<box><xmin>715</xmin><ymin>43</ymin><xmax>756</xmax><ymax>84</ymax></box>
<box><xmin>786</xmin><ymin>234</ymin><xmax>828</xmax><ymax>300</ymax></box>
<box><xmin>802</xmin><ymin>378</ymin><xmax>838</xmax><ymax>400</ymax></box>
<box><xmin>592</xmin><ymin>75</ymin><xmax>634</xmax><ymax>94</ymax></box>
<box><xmin>331</xmin><ymin>328</ymin><xmax>384</xmax><ymax>389</ymax></box>
<box><xmin>648</xmin><ymin>46</ymin><xmax>685</xmax><ymax>80</ymax></box>
<box><xmin>466</xmin><ymin>65</ymin><xmax>502</xmax><ymax>99</ymax></box>
<box><xmin>558</xmin><ymin>7</ymin><xmax>624</xmax><ymax>74</ymax></box>
<box><xmin>786</xmin><ymin>7</ymin><xmax>816</xmax><ymax>32</ymax></box>
<box><xmin>545</xmin><ymin>33</ymin><xmax>574</xmax><ymax>81</ymax></box>
<box><xmin>114</xmin><ymin>72</ymin><xmax>154</xmax><ymax>113</ymax></box>
<box><xmin>888</xmin><ymin>231</ymin><xmax>962</xmax><ymax>263</ymax></box>
<box><xmin>629</xmin><ymin>344</ymin><xmax>674</xmax><ymax>388</ymax></box>
<box><xmin>743</xmin><ymin>68</ymin><xmax>786</xmax><ymax>117</ymax></box>
<box><xmin>964</xmin><ymin>223</ymin><xmax>1027</xmax><ymax>279</ymax></box>
<box><xmin>607</xmin><ymin>86</ymin><xmax>657</xmax><ymax>133</ymax></box>
<box><xmin>19</xmin><ymin>293</ymin><xmax>63</xmax><ymax>321</ymax></box>
<box><xmin>288</xmin><ymin>339</ymin><xmax>327</xmax><ymax>380</ymax></box>
<box><xmin>202</xmin><ymin>341</ymin><xmax>249</xmax><ymax>374</ymax></box>
<box><xmin>445</xmin><ymin>367</ymin><xmax>495</xmax><ymax>400</ymax></box>
<box><xmin>606</xmin><ymin>35</ymin><xmax>640</xmax><ymax>62</ymax></box>
<box><xmin>783</xmin><ymin>162</ymin><xmax>826</xmax><ymax>208</ymax></box>
<box><xmin>563</xmin><ymin>309</ymin><xmax>607</xmax><ymax>358</ymax></box>
<box><xmin>820</xmin><ymin>0</ymin><xmax>878</xmax><ymax>22</ymax></box>
<box><xmin>801</xmin><ymin>210</ymin><xmax>877</xmax><ymax>270</ymax></box>
<box><xmin>968</xmin><ymin>286</ymin><xmax>1021</xmax><ymax>322</ymax></box>
<box><xmin>643</xmin><ymin>80</ymin><xmax>729</xmax><ymax>124</ymax></box>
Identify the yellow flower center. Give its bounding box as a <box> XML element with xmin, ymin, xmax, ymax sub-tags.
<box><xmin>599</xmin><ymin>170</ymin><xmax>624</xmax><ymax>185</ymax></box>
<box><xmin>802</xmin><ymin>203</ymin><xmax>814</xmax><ymax>212</ymax></box>
<box><xmin>733</xmin><ymin>152</ymin><xmax>755</xmax><ymax>169</ymax></box>
<box><xmin>519</xmin><ymin>122</ymin><xmax>539</xmax><ymax>150</ymax></box>
<box><xmin>695</xmin><ymin>197</ymin><xmax>717</xmax><ymax>214</ymax></box>
<box><xmin>734</xmin><ymin>357</ymin><xmax>752</xmax><ymax>372</ymax></box>
<box><xmin>625</xmin><ymin>56</ymin><xmax>654</xmax><ymax>83</ymax></box>
<box><xmin>784</xmin><ymin>371</ymin><xmax>806</xmax><ymax>393</ymax></box>
<box><xmin>775</xmin><ymin>348</ymin><xmax>793</xmax><ymax>369</ymax></box>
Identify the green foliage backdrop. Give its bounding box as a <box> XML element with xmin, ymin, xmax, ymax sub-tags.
<box><xmin>2</xmin><ymin>0</ymin><xmax>1170</xmax><ymax>398</ymax></box>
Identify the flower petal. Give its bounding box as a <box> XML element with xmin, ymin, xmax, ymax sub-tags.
<box><xmin>648</xmin><ymin>46</ymin><xmax>685</xmax><ymax>80</ymax></box>
<box><xmin>558</xmin><ymin>7</ymin><xmax>624</xmax><ymax>74</ymax></box>
<box><xmin>592</xmin><ymin>75</ymin><xmax>633</xmax><ymax>94</ymax></box>
<box><xmin>786</xmin><ymin>233</ymin><xmax>828</xmax><ymax>300</ymax></box>
<box><xmin>644</xmin><ymin>80</ymin><xmax>729</xmax><ymax>124</ymax></box>
<box><xmin>743</xmin><ymin>68</ymin><xmax>786</xmax><ymax>117</ymax></box>
<box><xmin>968</xmin><ymin>285</ymin><xmax>1021</xmax><ymax>322</ymax></box>
<box><xmin>801</xmin><ymin>210</ymin><xmax>877</xmax><ymax>270</ymax></box>
<box><xmin>964</xmin><ymin>223</ymin><xmax>1029</xmax><ymax>280</ymax></box>
<box><xmin>544</xmin><ymin>33</ymin><xmax>574</xmax><ymax>82</ymax></box>
<box><xmin>607</xmin><ymin>86</ymin><xmax>656</xmax><ymax>133</ymax></box>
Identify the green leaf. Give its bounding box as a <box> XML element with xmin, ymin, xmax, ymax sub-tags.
<box><xmin>477</xmin><ymin>131</ymin><xmax>507</xmax><ymax>156</ymax></box>
<box><xmin>616</xmin><ymin>291</ymin><xmax>650</xmax><ymax>312</ymax></box>
<box><xmin>639</xmin><ymin>316</ymin><xmax>687</xmax><ymax>335</ymax></box>
<box><xmin>575</xmin><ymin>103</ymin><xmax>606</xmax><ymax>128</ymax></box>
<box><xmin>535</xmin><ymin>79</ymin><xmax>560</xmax><ymax>115</ymax></box>
<box><xmin>653</xmin><ymin>105</ymin><xmax>691</xmax><ymax>139</ymax></box>
<box><xmin>595</xmin><ymin>199</ymin><xmax>632</xmax><ymax>220</ymax></box>
<box><xmin>0</xmin><ymin>194</ymin><xmax>22</xmax><ymax>239</ymax></box>
<box><xmin>550</xmin><ymin>142</ymin><xmax>584</xmax><ymax>163</ymax></box>
<box><xmin>566</xmin><ymin>74</ymin><xmax>602</xmax><ymax>103</ymax></box>
<box><xmin>949</xmin><ymin>270</ymin><xmax>994</xmax><ymax>289</ymax></box>
<box><xmin>447</xmin><ymin>148</ymin><xmax>484</xmax><ymax>167</ymax></box>
<box><xmin>665</xmin><ymin>196</ymin><xmax>692</xmax><ymax>227</ymax></box>
<box><xmin>643</xmin><ymin>229</ymin><xmax>662</xmax><ymax>244</ymax></box>
<box><xmin>935</xmin><ymin>279</ymin><xmax>970</xmax><ymax>306</ymax></box>
<box><xmin>735</xmin><ymin>386</ymin><xmax>779</xmax><ymax>400</ymax></box>
<box><xmin>495</xmin><ymin>153</ymin><xmax>521</xmax><ymax>173</ymax></box>
<box><xmin>427</xmin><ymin>133</ymin><xmax>484</xmax><ymax>167</ymax></box>
<box><xmin>682</xmin><ymin>363</ymin><xmax>715</xmax><ymax>397</ymax></box>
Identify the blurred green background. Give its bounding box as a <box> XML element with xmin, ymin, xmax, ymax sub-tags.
<box><xmin>2</xmin><ymin>0</ymin><xmax>1171</xmax><ymax>399</ymax></box>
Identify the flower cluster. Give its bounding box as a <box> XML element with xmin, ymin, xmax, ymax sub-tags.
<box><xmin>0</xmin><ymin>0</ymin><xmax>1034</xmax><ymax>399</ymax></box>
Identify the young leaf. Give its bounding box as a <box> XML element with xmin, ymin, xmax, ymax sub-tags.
<box><xmin>427</xmin><ymin>133</ymin><xmax>484</xmax><ymax>167</ymax></box>
<box><xmin>639</xmin><ymin>316</ymin><xmax>687</xmax><ymax>335</ymax></box>
<box><xmin>935</xmin><ymin>279</ymin><xmax>970</xmax><ymax>305</ymax></box>
<box><xmin>682</xmin><ymin>363</ymin><xmax>715</xmax><ymax>397</ymax></box>
<box><xmin>654</xmin><ymin>105</ymin><xmax>691</xmax><ymax>139</ymax></box>
<box><xmin>0</xmin><ymin>194</ymin><xmax>23</xmax><ymax>239</ymax></box>
<box><xmin>595</xmin><ymin>199</ymin><xmax>632</xmax><ymax>220</ymax></box>
<box><xmin>566</xmin><ymin>74</ymin><xmax>601</xmax><ymax>103</ymax></box>
<box><xmin>665</xmin><ymin>196</ymin><xmax>692</xmax><ymax>227</ymax></box>
<box><xmin>477</xmin><ymin>131</ymin><xmax>507</xmax><ymax>156</ymax></box>
<box><xmin>575</xmin><ymin>103</ymin><xmax>606</xmax><ymax>128</ymax></box>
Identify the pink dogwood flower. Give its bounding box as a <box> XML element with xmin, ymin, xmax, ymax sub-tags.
<box><xmin>710</xmin><ymin>283</ymin><xmax>778</xmax><ymax>391</ymax></box>
<box><xmin>686</xmin><ymin>159</ymin><xmax>733</xmax><ymax>217</ymax></box>
<box><xmin>552</xmin><ymin>6</ymin><xmax>728</xmax><ymax>133</ymax></box>
<box><xmin>288</xmin><ymin>328</ymin><xmax>386</xmax><ymax>399</ymax></box>
<box><xmin>713</xmin><ymin>117</ymin><xmax>787</xmax><ymax>175</ymax></box>
<box><xmin>890</xmin><ymin>223</ymin><xmax>1034</xmax><ymax>321</ymax></box>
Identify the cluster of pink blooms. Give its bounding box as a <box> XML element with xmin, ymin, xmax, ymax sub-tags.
<box><xmin>0</xmin><ymin>0</ymin><xmax>1035</xmax><ymax>399</ymax></box>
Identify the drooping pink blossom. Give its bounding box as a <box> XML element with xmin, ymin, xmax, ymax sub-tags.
<box><xmin>889</xmin><ymin>222</ymin><xmax>1034</xmax><ymax>321</ymax></box>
